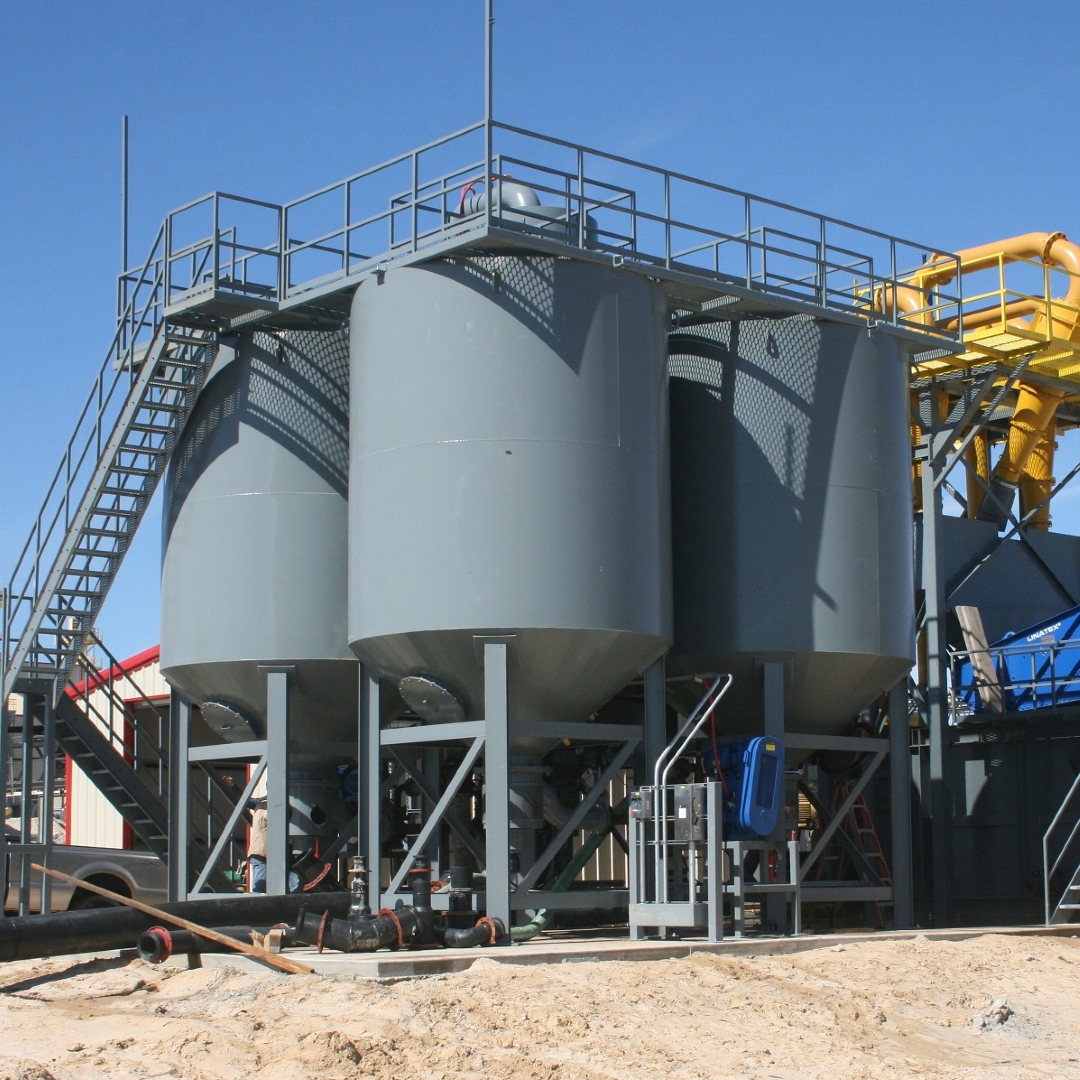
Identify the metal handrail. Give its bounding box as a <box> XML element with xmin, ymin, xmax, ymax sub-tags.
<box><xmin>950</xmin><ymin>636</ymin><xmax>1080</xmax><ymax>719</ymax></box>
<box><xmin>134</xmin><ymin>116</ymin><xmax>964</xmax><ymax>342</ymax></box>
<box><xmin>1044</xmin><ymin>770</ymin><xmax>1080</xmax><ymax>923</ymax></box>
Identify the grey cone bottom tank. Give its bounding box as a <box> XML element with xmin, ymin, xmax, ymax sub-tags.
<box><xmin>667</xmin><ymin>315</ymin><xmax>915</xmax><ymax>735</ymax></box>
<box><xmin>160</xmin><ymin>329</ymin><xmax>358</xmax><ymax>750</ymax></box>
<box><xmin>348</xmin><ymin>256</ymin><xmax>672</xmax><ymax>730</ymax></box>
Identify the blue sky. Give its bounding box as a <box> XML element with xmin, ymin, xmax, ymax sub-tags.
<box><xmin>3</xmin><ymin>0</ymin><xmax>1080</xmax><ymax>660</ymax></box>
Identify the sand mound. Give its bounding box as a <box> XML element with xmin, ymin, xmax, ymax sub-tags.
<box><xmin>0</xmin><ymin>933</ymin><xmax>1077</xmax><ymax>1078</ymax></box>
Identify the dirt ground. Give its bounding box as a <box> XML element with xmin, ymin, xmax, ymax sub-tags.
<box><xmin>0</xmin><ymin>932</ymin><xmax>1077</xmax><ymax>1080</ymax></box>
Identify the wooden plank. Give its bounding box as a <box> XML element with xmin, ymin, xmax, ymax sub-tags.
<box><xmin>31</xmin><ymin>864</ymin><xmax>313</xmax><ymax>975</ymax></box>
<box><xmin>954</xmin><ymin>605</ymin><xmax>1004</xmax><ymax>714</ymax></box>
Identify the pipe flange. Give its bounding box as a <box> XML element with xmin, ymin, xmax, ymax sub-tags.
<box><xmin>302</xmin><ymin>863</ymin><xmax>333</xmax><ymax>892</ymax></box>
<box><xmin>1043</xmin><ymin>231</ymin><xmax>1067</xmax><ymax>264</ymax></box>
<box><xmin>378</xmin><ymin>908</ymin><xmax>405</xmax><ymax>950</ymax></box>
<box><xmin>146</xmin><ymin>926</ymin><xmax>172</xmax><ymax>963</ymax></box>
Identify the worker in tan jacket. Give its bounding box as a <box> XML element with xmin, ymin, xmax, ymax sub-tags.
<box><xmin>248</xmin><ymin>803</ymin><xmax>268</xmax><ymax>893</ymax></box>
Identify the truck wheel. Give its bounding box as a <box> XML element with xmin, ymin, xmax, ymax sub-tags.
<box><xmin>69</xmin><ymin>893</ymin><xmax>117</xmax><ymax>910</ymax></box>
<box><xmin>69</xmin><ymin>876</ymin><xmax>129</xmax><ymax>910</ymax></box>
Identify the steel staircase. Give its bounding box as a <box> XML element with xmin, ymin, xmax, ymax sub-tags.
<box><xmin>58</xmin><ymin>634</ymin><xmax>237</xmax><ymax>890</ymax></box>
<box><xmin>55</xmin><ymin>692</ymin><xmax>169</xmax><ymax>858</ymax></box>
<box><xmin>2</xmin><ymin>225</ymin><xmax>217</xmax><ymax>700</ymax></box>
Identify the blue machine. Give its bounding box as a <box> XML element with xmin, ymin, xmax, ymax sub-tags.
<box><xmin>956</xmin><ymin>603</ymin><xmax>1080</xmax><ymax>713</ymax></box>
<box><xmin>708</xmin><ymin>737</ymin><xmax>785</xmax><ymax>838</ymax></box>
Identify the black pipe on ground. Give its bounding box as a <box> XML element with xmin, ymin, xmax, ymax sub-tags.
<box><xmin>0</xmin><ymin>892</ymin><xmax>352</xmax><ymax>964</ymax></box>
<box><xmin>137</xmin><ymin>925</ymin><xmax>269</xmax><ymax>965</ymax></box>
<box><xmin>440</xmin><ymin>919</ymin><xmax>505</xmax><ymax>949</ymax></box>
<box><xmin>294</xmin><ymin>904</ymin><xmax>431</xmax><ymax>952</ymax></box>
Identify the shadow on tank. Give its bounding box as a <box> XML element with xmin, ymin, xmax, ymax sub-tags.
<box><xmin>667</xmin><ymin>315</ymin><xmax>914</xmax><ymax>735</ymax></box>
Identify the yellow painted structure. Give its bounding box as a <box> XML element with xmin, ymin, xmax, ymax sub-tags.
<box><xmin>894</xmin><ymin>231</ymin><xmax>1080</xmax><ymax>381</ymax></box>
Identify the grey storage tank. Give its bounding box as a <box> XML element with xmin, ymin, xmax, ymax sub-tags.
<box><xmin>348</xmin><ymin>256</ymin><xmax>671</xmax><ymax>724</ymax></box>
<box><xmin>160</xmin><ymin>329</ymin><xmax>357</xmax><ymax>744</ymax></box>
<box><xmin>667</xmin><ymin>315</ymin><xmax>914</xmax><ymax>734</ymax></box>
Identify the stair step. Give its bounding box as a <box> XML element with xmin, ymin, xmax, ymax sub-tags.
<box><xmin>126</xmin><ymin>422</ymin><xmax>174</xmax><ymax>435</ymax></box>
<box><xmin>88</xmin><ymin>506</ymin><xmax>140</xmax><ymax>518</ymax></box>
<box><xmin>79</xmin><ymin>527</ymin><xmax>129</xmax><ymax>538</ymax></box>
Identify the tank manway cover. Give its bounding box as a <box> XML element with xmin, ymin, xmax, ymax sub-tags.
<box><xmin>398</xmin><ymin>676</ymin><xmax>466</xmax><ymax>723</ymax></box>
<box><xmin>201</xmin><ymin>701</ymin><xmax>259</xmax><ymax>742</ymax></box>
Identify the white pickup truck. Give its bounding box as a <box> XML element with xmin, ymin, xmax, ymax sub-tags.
<box><xmin>3</xmin><ymin>843</ymin><xmax>169</xmax><ymax>914</ymax></box>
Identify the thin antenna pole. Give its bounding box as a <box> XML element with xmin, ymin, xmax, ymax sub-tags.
<box><xmin>484</xmin><ymin>0</ymin><xmax>493</xmax><ymax>124</ymax></box>
<box><xmin>484</xmin><ymin>0</ymin><xmax>494</xmax><ymax>215</ymax></box>
<box><xmin>120</xmin><ymin>115</ymin><xmax>129</xmax><ymax>273</ymax></box>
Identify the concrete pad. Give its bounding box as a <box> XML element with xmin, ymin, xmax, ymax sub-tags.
<box><xmin>192</xmin><ymin>922</ymin><xmax>1080</xmax><ymax>979</ymax></box>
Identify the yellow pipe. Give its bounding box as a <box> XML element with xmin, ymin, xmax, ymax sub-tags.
<box><xmin>977</xmin><ymin>381</ymin><xmax>1064</xmax><ymax>527</ymax></box>
<box><xmin>1019</xmin><ymin>422</ymin><xmax>1056</xmax><ymax>530</ymax></box>
<box><xmin>965</xmin><ymin>430</ymin><xmax>989</xmax><ymax>520</ymax></box>
<box><xmin>911</xmin><ymin>390</ymin><xmax>923</xmax><ymax>513</ymax></box>
<box><xmin>890</xmin><ymin>231</ymin><xmax>1080</xmax><ymax>342</ymax></box>
<box><xmin>994</xmin><ymin>382</ymin><xmax>1064</xmax><ymax>487</ymax></box>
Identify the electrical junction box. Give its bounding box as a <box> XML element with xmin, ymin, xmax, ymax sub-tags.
<box><xmin>628</xmin><ymin>788</ymin><xmax>654</xmax><ymax>822</ymax></box>
<box><xmin>673</xmin><ymin>784</ymin><xmax>706</xmax><ymax>842</ymax></box>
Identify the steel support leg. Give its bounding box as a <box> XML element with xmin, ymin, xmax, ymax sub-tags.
<box><xmin>358</xmin><ymin>667</ymin><xmax>381</xmax><ymax>894</ymax></box>
<box><xmin>0</xmin><ymin>693</ymin><xmax>8</xmax><ymax>910</ymax></box>
<box><xmin>763</xmin><ymin>662</ymin><xmax>787</xmax><ymax>932</ymax></box>
<box><xmin>265</xmin><ymin>669</ymin><xmax>290</xmax><ymax>896</ymax></box>
<box><xmin>422</xmin><ymin>746</ymin><xmax>441</xmax><ymax>872</ymax></box>
<box><xmin>921</xmin><ymin>443</ymin><xmax>953</xmax><ymax>927</ymax></box>
<box><xmin>706</xmin><ymin>781</ymin><xmax>723</xmax><ymax>942</ymax></box>
<box><xmin>167</xmin><ymin>691</ymin><xmax>190</xmax><ymax>902</ymax></box>
<box><xmin>731</xmin><ymin>840</ymin><xmax>746</xmax><ymax>937</ymax></box>
<box><xmin>19</xmin><ymin>693</ymin><xmax>32</xmax><ymax>916</ymax></box>
<box><xmin>643</xmin><ymin>657</ymin><xmax>667</xmax><ymax>783</ymax></box>
<box><xmin>40</xmin><ymin>693</ymin><xmax>54</xmax><ymax>914</ymax></box>
<box><xmin>888</xmin><ymin>679</ymin><xmax>914</xmax><ymax>929</ymax></box>
<box><xmin>484</xmin><ymin>642</ymin><xmax>511</xmax><ymax>937</ymax></box>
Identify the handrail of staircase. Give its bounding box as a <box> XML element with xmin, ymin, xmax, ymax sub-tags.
<box><xmin>73</xmin><ymin>632</ymin><xmax>169</xmax><ymax>776</ymax></box>
<box><xmin>2</xmin><ymin>224</ymin><xmax>168</xmax><ymax>697</ymax></box>
<box><xmin>1044</xmin><ymin>769</ymin><xmax>1080</xmax><ymax>923</ymax></box>
<box><xmin>66</xmin><ymin>643</ymin><xmax>167</xmax><ymax>798</ymax></box>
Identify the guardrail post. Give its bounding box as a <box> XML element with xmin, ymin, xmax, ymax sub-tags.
<box><xmin>664</xmin><ymin>173</ymin><xmax>671</xmax><ymax>269</ymax></box>
<box><xmin>278</xmin><ymin>205</ymin><xmax>287</xmax><ymax>303</ymax></box>
<box><xmin>577</xmin><ymin>149</ymin><xmax>585</xmax><ymax>249</ymax></box>
<box><xmin>412</xmin><ymin>151</ymin><xmax>419</xmax><ymax>254</ymax></box>
<box><xmin>744</xmin><ymin>198</ymin><xmax>752</xmax><ymax>287</ymax></box>
<box><xmin>212</xmin><ymin>194</ymin><xmax>220</xmax><ymax>292</ymax></box>
<box><xmin>819</xmin><ymin>218</ymin><xmax>827</xmax><ymax>305</ymax></box>
<box><xmin>163</xmin><ymin>215</ymin><xmax>172</xmax><ymax>311</ymax></box>
<box><xmin>343</xmin><ymin>183</ymin><xmax>350</xmax><ymax>275</ymax></box>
